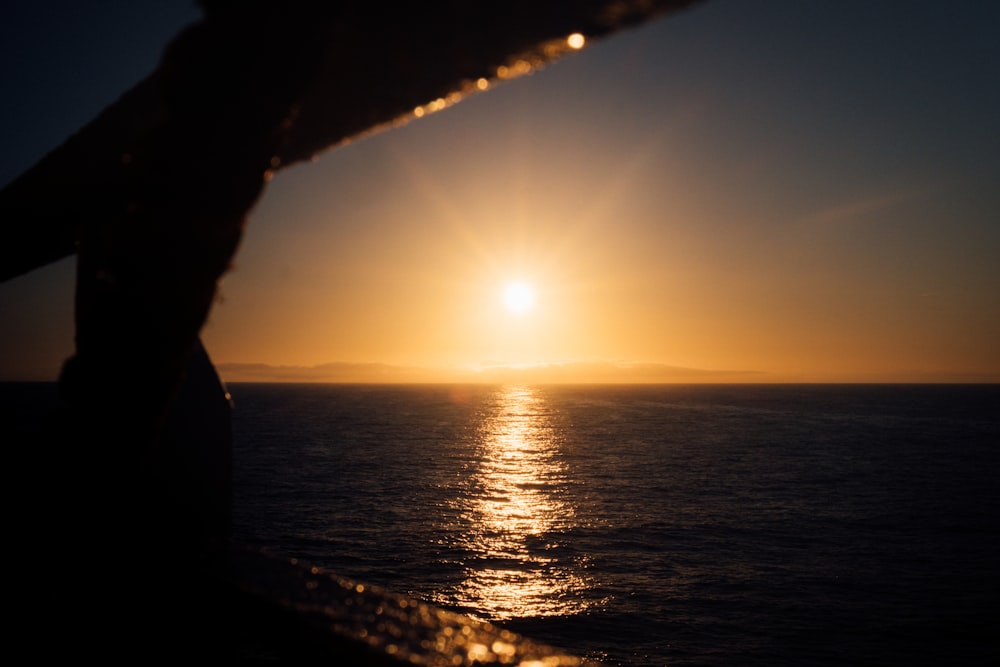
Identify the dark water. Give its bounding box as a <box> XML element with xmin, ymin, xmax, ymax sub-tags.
<box><xmin>226</xmin><ymin>383</ymin><xmax>1000</xmax><ymax>666</ymax></box>
<box><xmin>4</xmin><ymin>382</ymin><xmax>996</xmax><ymax>664</ymax></box>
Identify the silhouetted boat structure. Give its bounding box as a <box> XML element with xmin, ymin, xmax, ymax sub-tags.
<box><xmin>3</xmin><ymin>1</ymin><xmax>701</xmax><ymax>663</ymax></box>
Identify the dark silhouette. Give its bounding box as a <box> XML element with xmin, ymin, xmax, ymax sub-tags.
<box><xmin>3</xmin><ymin>1</ymin><xmax>702</xmax><ymax>662</ymax></box>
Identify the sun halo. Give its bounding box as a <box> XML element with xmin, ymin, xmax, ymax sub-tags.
<box><xmin>503</xmin><ymin>282</ymin><xmax>535</xmax><ymax>314</ymax></box>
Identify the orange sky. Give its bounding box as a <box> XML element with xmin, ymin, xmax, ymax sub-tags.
<box><xmin>2</xmin><ymin>1</ymin><xmax>999</xmax><ymax>383</ymax></box>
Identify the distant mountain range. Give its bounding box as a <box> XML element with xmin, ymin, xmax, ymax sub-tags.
<box><xmin>214</xmin><ymin>361</ymin><xmax>766</xmax><ymax>384</ymax></box>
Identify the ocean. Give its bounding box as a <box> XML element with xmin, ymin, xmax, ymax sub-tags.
<box><xmin>4</xmin><ymin>381</ymin><xmax>997</xmax><ymax>665</ymax></box>
<box><xmin>226</xmin><ymin>382</ymin><xmax>1000</xmax><ymax>666</ymax></box>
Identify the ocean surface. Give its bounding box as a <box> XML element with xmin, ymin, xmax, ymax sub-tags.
<box><xmin>226</xmin><ymin>383</ymin><xmax>1000</xmax><ymax>666</ymax></box>
<box><xmin>5</xmin><ymin>382</ymin><xmax>997</xmax><ymax>665</ymax></box>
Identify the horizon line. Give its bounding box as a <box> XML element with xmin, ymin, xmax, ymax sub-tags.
<box><xmin>210</xmin><ymin>360</ymin><xmax>1000</xmax><ymax>385</ymax></box>
<box><xmin>3</xmin><ymin>360</ymin><xmax>997</xmax><ymax>384</ymax></box>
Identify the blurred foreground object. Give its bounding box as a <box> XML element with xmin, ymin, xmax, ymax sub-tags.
<box><xmin>2</xmin><ymin>1</ymin><xmax>701</xmax><ymax>662</ymax></box>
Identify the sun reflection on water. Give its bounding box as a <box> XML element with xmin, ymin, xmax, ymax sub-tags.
<box><xmin>433</xmin><ymin>386</ymin><xmax>596</xmax><ymax>621</ymax></box>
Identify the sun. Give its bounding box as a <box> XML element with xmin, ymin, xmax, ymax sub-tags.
<box><xmin>503</xmin><ymin>282</ymin><xmax>535</xmax><ymax>314</ymax></box>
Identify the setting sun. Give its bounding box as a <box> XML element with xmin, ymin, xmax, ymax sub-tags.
<box><xmin>4</xmin><ymin>2</ymin><xmax>996</xmax><ymax>387</ymax></box>
<box><xmin>503</xmin><ymin>282</ymin><xmax>535</xmax><ymax>314</ymax></box>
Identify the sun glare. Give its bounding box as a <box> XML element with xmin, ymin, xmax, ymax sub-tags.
<box><xmin>503</xmin><ymin>282</ymin><xmax>535</xmax><ymax>314</ymax></box>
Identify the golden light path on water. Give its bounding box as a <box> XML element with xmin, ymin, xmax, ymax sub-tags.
<box><xmin>433</xmin><ymin>386</ymin><xmax>597</xmax><ymax>621</ymax></box>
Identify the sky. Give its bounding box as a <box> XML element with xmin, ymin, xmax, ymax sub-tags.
<box><xmin>2</xmin><ymin>1</ymin><xmax>999</xmax><ymax>383</ymax></box>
